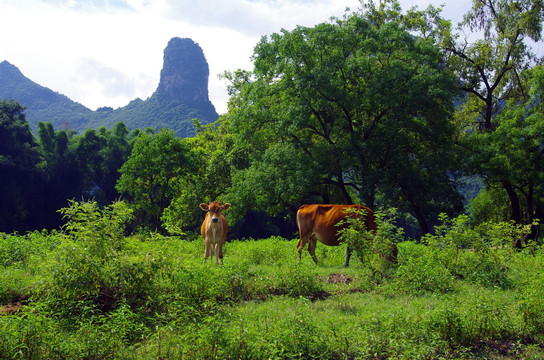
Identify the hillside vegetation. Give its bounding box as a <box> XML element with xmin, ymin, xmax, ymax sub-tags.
<box><xmin>1</xmin><ymin>200</ymin><xmax>543</xmax><ymax>359</ymax></box>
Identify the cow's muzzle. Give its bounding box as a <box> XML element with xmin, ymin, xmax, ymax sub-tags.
<box><xmin>211</xmin><ymin>218</ymin><xmax>219</xmax><ymax>223</ymax></box>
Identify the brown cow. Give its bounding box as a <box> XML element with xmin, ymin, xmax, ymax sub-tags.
<box><xmin>296</xmin><ymin>204</ymin><xmax>394</xmax><ymax>267</ymax></box>
<box><xmin>200</xmin><ymin>201</ymin><xmax>231</xmax><ymax>264</ymax></box>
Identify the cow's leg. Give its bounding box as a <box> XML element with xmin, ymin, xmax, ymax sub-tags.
<box><xmin>214</xmin><ymin>244</ymin><xmax>219</xmax><ymax>264</ymax></box>
<box><xmin>344</xmin><ymin>246</ymin><xmax>352</xmax><ymax>267</ymax></box>
<box><xmin>296</xmin><ymin>236</ymin><xmax>308</xmax><ymax>261</ymax></box>
<box><xmin>204</xmin><ymin>238</ymin><xmax>212</xmax><ymax>262</ymax></box>
<box><xmin>216</xmin><ymin>244</ymin><xmax>224</xmax><ymax>265</ymax></box>
<box><xmin>307</xmin><ymin>236</ymin><xmax>318</xmax><ymax>264</ymax></box>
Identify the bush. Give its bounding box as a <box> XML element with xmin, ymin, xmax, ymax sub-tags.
<box><xmin>422</xmin><ymin>214</ymin><xmax>529</xmax><ymax>288</ymax></box>
<box><xmin>337</xmin><ymin>208</ymin><xmax>402</xmax><ymax>274</ymax></box>
<box><xmin>42</xmin><ymin>200</ymin><xmax>165</xmax><ymax>310</ymax></box>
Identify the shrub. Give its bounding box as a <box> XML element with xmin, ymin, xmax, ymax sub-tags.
<box><xmin>337</xmin><ymin>208</ymin><xmax>402</xmax><ymax>274</ymax></box>
<box><xmin>422</xmin><ymin>214</ymin><xmax>529</xmax><ymax>288</ymax></box>
<box><xmin>43</xmin><ymin>200</ymin><xmax>165</xmax><ymax>310</ymax></box>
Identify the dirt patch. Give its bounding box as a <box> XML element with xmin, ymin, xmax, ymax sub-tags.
<box><xmin>0</xmin><ymin>302</ymin><xmax>23</xmax><ymax>315</ymax></box>
<box><xmin>327</xmin><ymin>273</ymin><xmax>352</xmax><ymax>284</ymax></box>
<box><xmin>470</xmin><ymin>339</ymin><xmax>544</xmax><ymax>358</ymax></box>
<box><xmin>309</xmin><ymin>290</ymin><xmax>332</xmax><ymax>301</ymax></box>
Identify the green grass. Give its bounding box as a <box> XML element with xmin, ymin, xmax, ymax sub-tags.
<box><xmin>1</xmin><ymin>228</ymin><xmax>544</xmax><ymax>359</ymax></box>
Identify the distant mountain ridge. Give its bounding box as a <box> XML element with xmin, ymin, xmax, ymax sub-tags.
<box><xmin>0</xmin><ymin>37</ymin><xmax>218</xmax><ymax>137</ymax></box>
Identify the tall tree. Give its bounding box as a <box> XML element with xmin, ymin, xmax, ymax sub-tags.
<box><xmin>34</xmin><ymin>121</ymin><xmax>136</xmax><ymax>230</ymax></box>
<box><xmin>36</xmin><ymin>121</ymin><xmax>79</xmax><ymax>228</ymax></box>
<box><xmin>97</xmin><ymin>122</ymin><xmax>133</xmax><ymax>203</ymax></box>
<box><xmin>441</xmin><ymin>0</ymin><xmax>544</xmax><ymax>130</ymax></box>
<box><xmin>433</xmin><ymin>0</ymin><xmax>544</xmax><ymax>228</ymax></box>
<box><xmin>116</xmin><ymin>129</ymin><xmax>194</xmax><ymax>231</ymax></box>
<box><xmin>223</xmin><ymin>8</ymin><xmax>462</xmax><ymax>233</ymax></box>
<box><xmin>466</xmin><ymin>66</ymin><xmax>544</xmax><ymax>244</ymax></box>
<box><xmin>162</xmin><ymin>117</ymin><xmax>237</xmax><ymax>234</ymax></box>
<box><xmin>0</xmin><ymin>100</ymin><xmax>46</xmax><ymax>231</ymax></box>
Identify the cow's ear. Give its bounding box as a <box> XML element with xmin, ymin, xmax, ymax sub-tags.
<box><xmin>200</xmin><ymin>203</ymin><xmax>209</xmax><ymax>211</ymax></box>
<box><xmin>222</xmin><ymin>203</ymin><xmax>231</xmax><ymax>210</ymax></box>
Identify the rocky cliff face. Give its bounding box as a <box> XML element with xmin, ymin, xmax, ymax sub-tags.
<box><xmin>0</xmin><ymin>37</ymin><xmax>218</xmax><ymax>137</ymax></box>
<box><xmin>157</xmin><ymin>38</ymin><xmax>211</xmax><ymax>105</ymax></box>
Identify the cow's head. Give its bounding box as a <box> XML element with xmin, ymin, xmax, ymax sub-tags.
<box><xmin>200</xmin><ymin>202</ymin><xmax>231</xmax><ymax>223</ymax></box>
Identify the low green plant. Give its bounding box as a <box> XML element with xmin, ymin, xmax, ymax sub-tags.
<box><xmin>42</xmin><ymin>200</ymin><xmax>165</xmax><ymax>311</ymax></box>
<box><xmin>337</xmin><ymin>208</ymin><xmax>402</xmax><ymax>275</ymax></box>
<box><xmin>0</xmin><ymin>267</ymin><xmax>32</xmax><ymax>304</ymax></box>
<box><xmin>391</xmin><ymin>242</ymin><xmax>456</xmax><ymax>295</ymax></box>
<box><xmin>0</xmin><ymin>230</ymin><xmax>59</xmax><ymax>267</ymax></box>
<box><xmin>0</xmin><ymin>310</ymin><xmax>62</xmax><ymax>359</ymax></box>
<box><xmin>275</xmin><ymin>261</ymin><xmax>323</xmax><ymax>298</ymax></box>
<box><xmin>422</xmin><ymin>214</ymin><xmax>530</xmax><ymax>288</ymax></box>
<box><xmin>516</xmin><ymin>257</ymin><xmax>544</xmax><ymax>340</ymax></box>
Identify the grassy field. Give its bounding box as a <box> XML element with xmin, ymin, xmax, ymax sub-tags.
<box><xmin>1</xmin><ymin>203</ymin><xmax>544</xmax><ymax>359</ymax></box>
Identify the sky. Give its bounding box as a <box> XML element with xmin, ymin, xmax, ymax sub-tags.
<box><xmin>0</xmin><ymin>0</ymin><xmax>471</xmax><ymax>115</ymax></box>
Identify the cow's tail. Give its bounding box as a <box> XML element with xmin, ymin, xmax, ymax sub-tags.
<box><xmin>296</xmin><ymin>206</ymin><xmax>306</xmax><ymax>256</ymax></box>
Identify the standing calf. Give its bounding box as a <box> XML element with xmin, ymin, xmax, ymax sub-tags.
<box><xmin>200</xmin><ymin>201</ymin><xmax>230</xmax><ymax>264</ymax></box>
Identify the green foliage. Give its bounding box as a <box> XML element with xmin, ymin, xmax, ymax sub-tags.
<box><xmin>1</xmin><ymin>227</ymin><xmax>544</xmax><ymax>358</ymax></box>
<box><xmin>3</xmin><ymin>1</ymin><xmax>544</xmax><ymax>357</ymax></box>
<box><xmin>0</xmin><ymin>100</ymin><xmax>47</xmax><ymax>232</ymax></box>
<box><xmin>59</xmin><ymin>199</ymin><xmax>133</xmax><ymax>253</ymax></box>
<box><xmin>117</xmin><ymin>129</ymin><xmax>194</xmax><ymax>231</ymax></box>
<box><xmin>224</xmin><ymin>8</ymin><xmax>462</xmax><ymax>232</ymax></box>
<box><xmin>274</xmin><ymin>261</ymin><xmax>322</xmax><ymax>298</ymax></box>
<box><xmin>337</xmin><ymin>208</ymin><xmax>402</xmax><ymax>274</ymax></box>
<box><xmin>0</xmin><ymin>106</ymin><xmax>142</xmax><ymax>232</ymax></box>
<box><xmin>514</xmin><ymin>249</ymin><xmax>544</xmax><ymax>340</ymax></box>
<box><xmin>463</xmin><ymin>66</ymin><xmax>544</xmax><ymax>235</ymax></box>
<box><xmin>230</xmin><ymin>236</ymin><xmax>293</xmax><ymax>266</ymax></box>
<box><xmin>0</xmin><ymin>230</ymin><xmax>56</xmax><ymax>268</ymax></box>
<box><xmin>422</xmin><ymin>213</ymin><xmax>532</xmax><ymax>288</ymax></box>
<box><xmin>43</xmin><ymin>200</ymin><xmax>165</xmax><ymax>310</ymax></box>
<box><xmin>0</xmin><ymin>310</ymin><xmax>62</xmax><ymax>359</ymax></box>
<box><xmin>393</xmin><ymin>242</ymin><xmax>456</xmax><ymax>295</ymax></box>
<box><xmin>163</xmin><ymin>117</ymin><xmax>235</xmax><ymax>233</ymax></box>
<box><xmin>442</xmin><ymin>0</ymin><xmax>543</xmax><ymax>130</ymax></box>
<box><xmin>469</xmin><ymin>186</ymin><xmax>511</xmax><ymax>223</ymax></box>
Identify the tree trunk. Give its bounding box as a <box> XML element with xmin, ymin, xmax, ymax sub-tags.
<box><xmin>502</xmin><ymin>181</ymin><xmax>521</xmax><ymax>223</ymax></box>
<box><xmin>412</xmin><ymin>203</ymin><xmax>430</xmax><ymax>236</ymax></box>
<box><xmin>502</xmin><ymin>181</ymin><xmax>522</xmax><ymax>248</ymax></box>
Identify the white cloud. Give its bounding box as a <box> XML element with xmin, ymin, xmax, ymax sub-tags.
<box><xmin>161</xmin><ymin>0</ymin><xmax>360</xmax><ymax>36</ymax></box>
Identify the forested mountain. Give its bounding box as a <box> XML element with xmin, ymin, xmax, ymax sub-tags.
<box><xmin>0</xmin><ymin>38</ymin><xmax>218</xmax><ymax>137</ymax></box>
<box><xmin>0</xmin><ymin>60</ymin><xmax>93</xmax><ymax>130</ymax></box>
